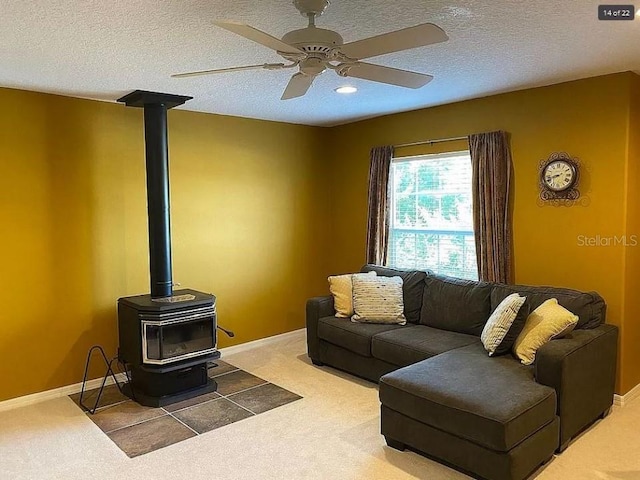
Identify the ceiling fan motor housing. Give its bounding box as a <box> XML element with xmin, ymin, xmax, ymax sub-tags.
<box><xmin>281</xmin><ymin>27</ymin><xmax>343</xmax><ymax>55</ymax></box>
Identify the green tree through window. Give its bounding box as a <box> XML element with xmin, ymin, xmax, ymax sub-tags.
<box><xmin>387</xmin><ymin>151</ymin><xmax>478</xmax><ymax>280</ymax></box>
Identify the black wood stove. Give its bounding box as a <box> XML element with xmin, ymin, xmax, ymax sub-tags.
<box><xmin>116</xmin><ymin>91</ymin><xmax>220</xmax><ymax>407</ymax></box>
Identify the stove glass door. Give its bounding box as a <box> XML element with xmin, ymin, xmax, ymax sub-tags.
<box><xmin>142</xmin><ymin>310</ymin><xmax>217</xmax><ymax>365</ymax></box>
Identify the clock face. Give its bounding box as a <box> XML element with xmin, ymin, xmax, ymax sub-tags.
<box><xmin>542</xmin><ymin>160</ymin><xmax>576</xmax><ymax>192</ymax></box>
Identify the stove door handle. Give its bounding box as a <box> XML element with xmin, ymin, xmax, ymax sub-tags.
<box><xmin>217</xmin><ymin>325</ymin><xmax>235</xmax><ymax>338</ymax></box>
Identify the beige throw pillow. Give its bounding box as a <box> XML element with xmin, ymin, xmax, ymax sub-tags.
<box><xmin>351</xmin><ymin>275</ymin><xmax>406</xmax><ymax>325</ymax></box>
<box><xmin>513</xmin><ymin>298</ymin><xmax>579</xmax><ymax>365</ymax></box>
<box><xmin>328</xmin><ymin>271</ymin><xmax>376</xmax><ymax>317</ymax></box>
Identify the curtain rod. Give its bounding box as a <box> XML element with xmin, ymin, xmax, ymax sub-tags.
<box><xmin>393</xmin><ymin>135</ymin><xmax>468</xmax><ymax>149</ymax></box>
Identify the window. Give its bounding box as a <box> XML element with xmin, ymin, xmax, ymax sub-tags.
<box><xmin>387</xmin><ymin>151</ymin><xmax>478</xmax><ymax>280</ymax></box>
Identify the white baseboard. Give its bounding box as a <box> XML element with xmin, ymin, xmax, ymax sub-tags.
<box><xmin>218</xmin><ymin>328</ymin><xmax>305</xmax><ymax>357</ymax></box>
<box><xmin>0</xmin><ymin>373</ymin><xmax>127</xmax><ymax>413</ymax></box>
<box><xmin>614</xmin><ymin>382</ymin><xmax>640</xmax><ymax>407</ymax></box>
<box><xmin>0</xmin><ymin>328</ymin><xmax>305</xmax><ymax>413</ymax></box>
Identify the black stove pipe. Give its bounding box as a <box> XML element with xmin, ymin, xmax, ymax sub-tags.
<box><xmin>143</xmin><ymin>104</ymin><xmax>172</xmax><ymax>298</ymax></box>
<box><xmin>117</xmin><ymin>91</ymin><xmax>193</xmax><ymax>298</ymax></box>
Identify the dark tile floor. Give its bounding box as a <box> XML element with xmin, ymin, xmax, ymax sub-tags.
<box><xmin>69</xmin><ymin>360</ymin><xmax>301</xmax><ymax>457</ymax></box>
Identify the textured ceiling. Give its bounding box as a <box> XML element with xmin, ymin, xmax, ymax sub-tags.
<box><xmin>1</xmin><ymin>0</ymin><xmax>639</xmax><ymax>126</ymax></box>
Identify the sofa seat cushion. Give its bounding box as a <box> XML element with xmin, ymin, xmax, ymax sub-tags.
<box><xmin>317</xmin><ymin>316</ymin><xmax>405</xmax><ymax>357</ymax></box>
<box><xmin>379</xmin><ymin>343</ymin><xmax>557</xmax><ymax>452</ymax></box>
<box><xmin>372</xmin><ymin>325</ymin><xmax>479</xmax><ymax>367</ymax></box>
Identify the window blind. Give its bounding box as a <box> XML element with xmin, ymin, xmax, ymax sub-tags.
<box><xmin>387</xmin><ymin>151</ymin><xmax>478</xmax><ymax>280</ymax></box>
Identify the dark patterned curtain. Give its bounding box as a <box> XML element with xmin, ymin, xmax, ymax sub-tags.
<box><xmin>366</xmin><ymin>146</ymin><xmax>394</xmax><ymax>265</ymax></box>
<box><xmin>469</xmin><ymin>131</ymin><xmax>513</xmax><ymax>283</ymax></box>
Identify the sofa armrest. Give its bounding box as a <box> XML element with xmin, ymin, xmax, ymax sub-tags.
<box><xmin>306</xmin><ymin>296</ymin><xmax>334</xmax><ymax>361</ymax></box>
<box><xmin>535</xmin><ymin>324</ymin><xmax>618</xmax><ymax>448</ymax></box>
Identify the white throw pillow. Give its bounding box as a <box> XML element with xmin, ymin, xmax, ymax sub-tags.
<box><xmin>328</xmin><ymin>271</ymin><xmax>376</xmax><ymax>317</ymax></box>
<box><xmin>351</xmin><ymin>275</ymin><xmax>406</xmax><ymax>325</ymax></box>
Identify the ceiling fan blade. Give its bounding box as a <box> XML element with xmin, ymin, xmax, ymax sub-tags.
<box><xmin>340</xmin><ymin>23</ymin><xmax>448</xmax><ymax>60</ymax></box>
<box><xmin>172</xmin><ymin>63</ymin><xmax>285</xmax><ymax>78</ymax></box>
<box><xmin>343</xmin><ymin>63</ymin><xmax>433</xmax><ymax>89</ymax></box>
<box><xmin>281</xmin><ymin>73</ymin><xmax>314</xmax><ymax>100</ymax></box>
<box><xmin>214</xmin><ymin>21</ymin><xmax>303</xmax><ymax>54</ymax></box>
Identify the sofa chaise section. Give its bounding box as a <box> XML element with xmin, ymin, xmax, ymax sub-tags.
<box><xmin>380</xmin><ymin>343</ymin><xmax>559</xmax><ymax>480</ymax></box>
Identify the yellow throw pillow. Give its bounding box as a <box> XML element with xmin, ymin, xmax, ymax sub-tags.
<box><xmin>513</xmin><ymin>298</ymin><xmax>579</xmax><ymax>365</ymax></box>
<box><xmin>328</xmin><ymin>271</ymin><xmax>376</xmax><ymax>317</ymax></box>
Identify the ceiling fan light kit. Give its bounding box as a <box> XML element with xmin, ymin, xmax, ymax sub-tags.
<box><xmin>172</xmin><ymin>0</ymin><xmax>448</xmax><ymax>100</ymax></box>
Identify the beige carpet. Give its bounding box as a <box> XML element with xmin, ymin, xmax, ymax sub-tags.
<box><xmin>1</xmin><ymin>330</ymin><xmax>638</xmax><ymax>480</ymax></box>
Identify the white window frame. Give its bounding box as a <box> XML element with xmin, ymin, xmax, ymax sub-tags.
<box><xmin>387</xmin><ymin>150</ymin><xmax>478</xmax><ymax>280</ymax></box>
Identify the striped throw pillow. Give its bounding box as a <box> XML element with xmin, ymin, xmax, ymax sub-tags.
<box><xmin>351</xmin><ymin>275</ymin><xmax>406</xmax><ymax>325</ymax></box>
<box><xmin>481</xmin><ymin>293</ymin><xmax>528</xmax><ymax>356</ymax></box>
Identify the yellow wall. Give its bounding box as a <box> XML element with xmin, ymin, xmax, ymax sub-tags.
<box><xmin>622</xmin><ymin>74</ymin><xmax>640</xmax><ymax>393</ymax></box>
<box><xmin>1</xmin><ymin>72</ymin><xmax>638</xmax><ymax>401</ymax></box>
<box><xmin>0</xmin><ymin>88</ymin><xmax>330</xmax><ymax>402</ymax></box>
<box><xmin>326</xmin><ymin>73</ymin><xmax>636</xmax><ymax>393</ymax></box>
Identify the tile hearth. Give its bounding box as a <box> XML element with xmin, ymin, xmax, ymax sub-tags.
<box><xmin>69</xmin><ymin>360</ymin><xmax>301</xmax><ymax>457</ymax></box>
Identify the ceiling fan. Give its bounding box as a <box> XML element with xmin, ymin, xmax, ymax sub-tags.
<box><xmin>172</xmin><ymin>0</ymin><xmax>448</xmax><ymax>100</ymax></box>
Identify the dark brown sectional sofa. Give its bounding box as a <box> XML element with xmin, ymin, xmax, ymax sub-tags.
<box><xmin>306</xmin><ymin>265</ymin><xmax>618</xmax><ymax>480</ymax></box>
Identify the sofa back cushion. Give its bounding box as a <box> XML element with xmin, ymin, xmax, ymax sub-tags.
<box><xmin>491</xmin><ymin>284</ymin><xmax>606</xmax><ymax>330</ymax></box>
<box><xmin>420</xmin><ymin>273</ymin><xmax>493</xmax><ymax>336</ymax></box>
<box><xmin>360</xmin><ymin>265</ymin><xmax>427</xmax><ymax>324</ymax></box>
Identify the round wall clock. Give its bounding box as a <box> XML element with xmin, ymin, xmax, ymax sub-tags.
<box><xmin>539</xmin><ymin>153</ymin><xmax>580</xmax><ymax>202</ymax></box>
